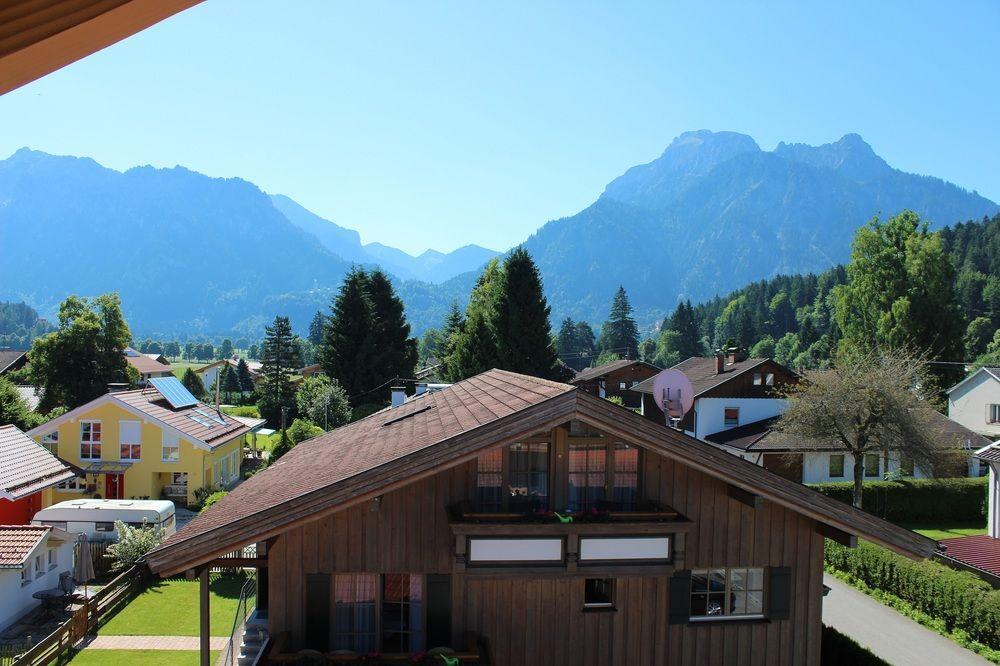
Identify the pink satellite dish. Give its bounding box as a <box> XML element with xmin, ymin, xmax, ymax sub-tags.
<box><xmin>652</xmin><ymin>369</ymin><xmax>694</xmax><ymax>420</ymax></box>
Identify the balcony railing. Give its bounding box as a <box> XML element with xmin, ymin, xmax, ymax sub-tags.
<box><xmin>263</xmin><ymin>631</ymin><xmax>492</xmax><ymax>664</ymax></box>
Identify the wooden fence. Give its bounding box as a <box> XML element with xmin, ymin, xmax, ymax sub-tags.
<box><xmin>11</xmin><ymin>564</ymin><xmax>148</xmax><ymax>666</ymax></box>
<box><xmin>74</xmin><ymin>540</ymin><xmax>114</xmax><ymax>579</ymax></box>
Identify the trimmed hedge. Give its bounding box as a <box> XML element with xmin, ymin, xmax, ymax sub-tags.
<box><xmin>809</xmin><ymin>477</ymin><xmax>986</xmax><ymax>523</ymax></box>
<box><xmin>821</xmin><ymin>625</ymin><xmax>889</xmax><ymax>665</ymax></box>
<box><xmin>826</xmin><ymin>540</ymin><xmax>1000</xmax><ymax>650</ymax></box>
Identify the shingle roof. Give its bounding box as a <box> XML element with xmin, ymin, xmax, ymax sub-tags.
<box><xmin>572</xmin><ymin>359</ymin><xmax>659</xmax><ymax>384</ymax></box>
<box><xmin>113</xmin><ymin>389</ymin><xmax>249</xmax><ymax>447</ymax></box>
<box><xmin>710</xmin><ymin>410</ymin><xmax>991</xmax><ymax>453</ymax></box>
<box><xmin>632</xmin><ymin>356</ymin><xmax>770</xmax><ymax>397</ymax></box>
<box><xmin>147</xmin><ymin>369</ymin><xmax>937</xmax><ymax>575</ymax></box>
<box><xmin>125</xmin><ymin>355</ymin><xmax>172</xmax><ymax>376</ymax></box>
<box><xmin>0</xmin><ymin>425</ymin><xmax>76</xmax><ymax>500</ymax></box>
<box><xmin>941</xmin><ymin>535</ymin><xmax>1000</xmax><ymax>578</ymax></box>
<box><xmin>0</xmin><ymin>350</ymin><xmax>27</xmax><ymax>374</ymax></box>
<box><xmin>0</xmin><ymin>525</ymin><xmax>50</xmax><ymax>568</ymax></box>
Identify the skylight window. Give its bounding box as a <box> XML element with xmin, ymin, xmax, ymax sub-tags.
<box><xmin>194</xmin><ymin>408</ymin><xmax>227</xmax><ymax>426</ymax></box>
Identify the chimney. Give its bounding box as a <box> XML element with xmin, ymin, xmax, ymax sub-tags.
<box><xmin>728</xmin><ymin>346</ymin><xmax>747</xmax><ymax>363</ymax></box>
<box><xmin>415</xmin><ymin>383</ymin><xmax>428</xmax><ymax>396</ymax></box>
<box><xmin>390</xmin><ymin>386</ymin><xmax>406</xmax><ymax>408</ymax></box>
<box><xmin>714</xmin><ymin>353</ymin><xmax>725</xmax><ymax>374</ymax></box>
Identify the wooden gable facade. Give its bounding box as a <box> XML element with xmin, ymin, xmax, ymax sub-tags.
<box><xmin>146</xmin><ymin>370</ymin><xmax>933</xmax><ymax>666</ymax></box>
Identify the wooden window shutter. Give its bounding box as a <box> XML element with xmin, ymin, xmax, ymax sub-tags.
<box><xmin>668</xmin><ymin>570</ymin><xmax>692</xmax><ymax>625</ymax></box>
<box><xmin>426</xmin><ymin>574</ymin><xmax>453</xmax><ymax>648</ymax></box>
<box><xmin>304</xmin><ymin>573</ymin><xmax>331</xmax><ymax>651</ymax></box>
<box><xmin>768</xmin><ymin>567</ymin><xmax>792</xmax><ymax>620</ymax></box>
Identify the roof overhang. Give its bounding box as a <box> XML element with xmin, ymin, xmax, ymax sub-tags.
<box><xmin>146</xmin><ymin>389</ymin><xmax>936</xmax><ymax>576</ymax></box>
<box><xmin>0</xmin><ymin>0</ymin><xmax>203</xmax><ymax>96</ymax></box>
<box><xmin>947</xmin><ymin>366</ymin><xmax>1000</xmax><ymax>395</ymax></box>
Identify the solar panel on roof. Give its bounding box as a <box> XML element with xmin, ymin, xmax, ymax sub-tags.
<box><xmin>149</xmin><ymin>376</ymin><xmax>199</xmax><ymax>409</ymax></box>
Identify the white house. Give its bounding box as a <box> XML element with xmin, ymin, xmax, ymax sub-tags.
<box><xmin>977</xmin><ymin>441</ymin><xmax>1000</xmax><ymax>538</ymax></box>
<box><xmin>948</xmin><ymin>366</ymin><xmax>1000</xmax><ymax>439</ymax></box>
<box><xmin>0</xmin><ymin>525</ymin><xmax>75</xmax><ymax>630</ymax></box>
<box><xmin>196</xmin><ymin>358</ymin><xmax>261</xmax><ymax>393</ymax></box>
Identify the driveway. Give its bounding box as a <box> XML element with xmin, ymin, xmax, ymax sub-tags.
<box><xmin>822</xmin><ymin>574</ymin><xmax>992</xmax><ymax>666</ymax></box>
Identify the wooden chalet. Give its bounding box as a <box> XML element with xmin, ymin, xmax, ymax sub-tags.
<box><xmin>146</xmin><ymin>369</ymin><xmax>935</xmax><ymax>666</ymax></box>
<box><xmin>570</xmin><ymin>358</ymin><xmax>661</xmax><ymax>409</ymax></box>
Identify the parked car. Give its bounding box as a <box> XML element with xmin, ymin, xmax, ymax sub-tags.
<box><xmin>32</xmin><ymin>499</ymin><xmax>176</xmax><ymax>541</ymax></box>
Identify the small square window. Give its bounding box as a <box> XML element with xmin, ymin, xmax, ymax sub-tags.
<box><xmin>584</xmin><ymin>578</ymin><xmax>615</xmax><ymax>610</ymax></box>
<box><xmin>619</xmin><ymin>382</ymin><xmax>627</xmax><ymax>390</ymax></box>
<box><xmin>828</xmin><ymin>454</ymin><xmax>845</xmax><ymax>478</ymax></box>
<box><xmin>724</xmin><ymin>408</ymin><xmax>739</xmax><ymax>427</ymax></box>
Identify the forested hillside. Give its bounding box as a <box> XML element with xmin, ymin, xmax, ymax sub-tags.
<box><xmin>0</xmin><ymin>301</ymin><xmax>54</xmax><ymax>349</ymax></box>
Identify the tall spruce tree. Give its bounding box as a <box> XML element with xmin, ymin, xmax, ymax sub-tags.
<box><xmin>494</xmin><ymin>248</ymin><xmax>561</xmax><ymax>378</ymax></box>
<box><xmin>367</xmin><ymin>270</ymin><xmax>418</xmax><ymax>400</ymax></box>
<box><xmin>662</xmin><ymin>300</ymin><xmax>702</xmax><ymax>360</ymax></box>
<box><xmin>319</xmin><ymin>268</ymin><xmax>379</xmax><ymax>404</ymax></box>
<box><xmin>446</xmin><ymin>260</ymin><xmax>503</xmax><ymax>381</ymax></box>
<box><xmin>256</xmin><ymin>316</ymin><xmax>300</xmax><ymax>426</ymax></box>
<box><xmin>308</xmin><ymin>311</ymin><xmax>326</xmax><ymax>346</ymax></box>
<box><xmin>556</xmin><ymin>318</ymin><xmax>580</xmax><ymax>369</ymax></box>
<box><xmin>574</xmin><ymin>321</ymin><xmax>597</xmax><ymax>367</ymax></box>
<box><xmin>236</xmin><ymin>358</ymin><xmax>255</xmax><ymax>394</ymax></box>
<box><xmin>598</xmin><ymin>286</ymin><xmax>640</xmax><ymax>360</ymax></box>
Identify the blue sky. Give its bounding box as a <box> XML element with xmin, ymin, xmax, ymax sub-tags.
<box><xmin>1</xmin><ymin>1</ymin><xmax>997</xmax><ymax>255</ymax></box>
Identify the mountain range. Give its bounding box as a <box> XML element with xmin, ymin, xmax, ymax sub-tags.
<box><xmin>0</xmin><ymin>131</ymin><xmax>996</xmax><ymax>338</ymax></box>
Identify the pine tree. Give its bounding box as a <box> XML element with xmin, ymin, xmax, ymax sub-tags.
<box><xmin>256</xmin><ymin>316</ymin><xmax>300</xmax><ymax>426</ymax></box>
<box><xmin>494</xmin><ymin>248</ymin><xmax>561</xmax><ymax>378</ymax></box>
<box><xmin>598</xmin><ymin>286</ymin><xmax>639</xmax><ymax>360</ymax></box>
<box><xmin>663</xmin><ymin>300</ymin><xmax>702</xmax><ymax>360</ymax></box>
<box><xmin>573</xmin><ymin>321</ymin><xmax>597</xmax><ymax>367</ymax></box>
<box><xmin>224</xmin><ymin>363</ymin><xmax>242</xmax><ymax>401</ymax></box>
<box><xmin>319</xmin><ymin>268</ymin><xmax>378</xmax><ymax>403</ymax></box>
<box><xmin>308</xmin><ymin>311</ymin><xmax>326</xmax><ymax>346</ymax></box>
<box><xmin>446</xmin><ymin>260</ymin><xmax>503</xmax><ymax>381</ymax></box>
<box><xmin>556</xmin><ymin>318</ymin><xmax>580</xmax><ymax>369</ymax></box>
<box><xmin>367</xmin><ymin>270</ymin><xmax>418</xmax><ymax>400</ymax></box>
<box><xmin>182</xmin><ymin>367</ymin><xmax>205</xmax><ymax>399</ymax></box>
<box><xmin>236</xmin><ymin>358</ymin><xmax>255</xmax><ymax>393</ymax></box>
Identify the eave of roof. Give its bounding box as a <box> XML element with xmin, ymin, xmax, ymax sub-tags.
<box><xmin>947</xmin><ymin>366</ymin><xmax>1000</xmax><ymax>395</ymax></box>
<box><xmin>571</xmin><ymin>359</ymin><xmax>659</xmax><ymax>384</ymax></box>
<box><xmin>146</xmin><ymin>371</ymin><xmax>935</xmax><ymax>576</ymax></box>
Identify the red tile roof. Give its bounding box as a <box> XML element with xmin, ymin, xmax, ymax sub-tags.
<box><xmin>941</xmin><ymin>535</ymin><xmax>1000</xmax><ymax>578</ymax></box>
<box><xmin>0</xmin><ymin>425</ymin><xmax>76</xmax><ymax>500</ymax></box>
<box><xmin>0</xmin><ymin>525</ymin><xmax>50</xmax><ymax>568</ymax></box>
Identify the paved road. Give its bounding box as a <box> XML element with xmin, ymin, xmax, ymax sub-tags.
<box><xmin>823</xmin><ymin>574</ymin><xmax>991</xmax><ymax>666</ymax></box>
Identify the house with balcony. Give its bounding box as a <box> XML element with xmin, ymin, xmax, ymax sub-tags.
<box><xmin>570</xmin><ymin>358</ymin><xmax>660</xmax><ymax>409</ymax></box>
<box><xmin>26</xmin><ymin>378</ymin><xmax>249</xmax><ymax>507</ymax></box>
<box><xmin>0</xmin><ymin>425</ymin><xmax>78</xmax><ymax>525</ymax></box>
<box><xmin>146</xmin><ymin>369</ymin><xmax>933</xmax><ymax>666</ymax></box>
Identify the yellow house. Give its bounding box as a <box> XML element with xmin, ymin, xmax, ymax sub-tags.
<box><xmin>27</xmin><ymin>384</ymin><xmax>251</xmax><ymax>507</ymax></box>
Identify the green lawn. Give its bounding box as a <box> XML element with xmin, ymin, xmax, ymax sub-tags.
<box><xmin>67</xmin><ymin>650</ymin><xmax>218</xmax><ymax>665</ymax></box>
<box><xmin>99</xmin><ymin>575</ymin><xmax>246</xmax><ymax>637</ymax></box>
<box><xmin>902</xmin><ymin>521</ymin><xmax>987</xmax><ymax>541</ymax></box>
<box><xmin>169</xmin><ymin>361</ymin><xmax>203</xmax><ymax>379</ymax></box>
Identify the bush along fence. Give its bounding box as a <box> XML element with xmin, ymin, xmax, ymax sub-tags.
<box><xmin>825</xmin><ymin>540</ymin><xmax>1000</xmax><ymax>653</ymax></box>
<box><xmin>809</xmin><ymin>476</ymin><xmax>986</xmax><ymax>523</ymax></box>
<box><xmin>820</xmin><ymin>625</ymin><xmax>889</xmax><ymax>666</ymax></box>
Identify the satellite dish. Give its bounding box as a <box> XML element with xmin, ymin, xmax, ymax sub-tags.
<box><xmin>652</xmin><ymin>369</ymin><xmax>694</xmax><ymax>422</ymax></box>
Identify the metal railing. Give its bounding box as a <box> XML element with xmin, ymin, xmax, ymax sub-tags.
<box><xmin>216</xmin><ymin>571</ymin><xmax>257</xmax><ymax>666</ymax></box>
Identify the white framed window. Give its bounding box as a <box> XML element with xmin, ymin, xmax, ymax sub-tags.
<box><xmin>48</xmin><ymin>548</ymin><xmax>57</xmax><ymax>570</ymax></box>
<box><xmin>80</xmin><ymin>421</ymin><xmax>101</xmax><ymax>460</ymax></box>
<box><xmin>41</xmin><ymin>430</ymin><xmax>59</xmax><ymax>453</ymax></box>
<box><xmin>162</xmin><ymin>432</ymin><xmax>180</xmax><ymax>462</ymax></box>
<box><xmin>990</xmin><ymin>404</ymin><xmax>1000</xmax><ymax>424</ymax></box>
<box><xmin>618</xmin><ymin>382</ymin><xmax>627</xmax><ymax>390</ymax></box>
<box><xmin>690</xmin><ymin>568</ymin><xmax>765</xmax><ymax>620</ymax></box>
<box><xmin>21</xmin><ymin>566</ymin><xmax>31</xmax><ymax>586</ymax></box>
<box><xmin>119</xmin><ymin>420</ymin><xmax>142</xmax><ymax>461</ymax></box>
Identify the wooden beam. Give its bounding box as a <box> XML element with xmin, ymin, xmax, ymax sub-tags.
<box><xmin>816</xmin><ymin>522</ymin><xmax>858</xmax><ymax>548</ymax></box>
<box><xmin>204</xmin><ymin>557</ymin><xmax>268</xmax><ymax>568</ymax></box>
<box><xmin>199</xmin><ymin>567</ymin><xmax>210</xmax><ymax>666</ymax></box>
<box><xmin>727</xmin><ymin>484</ymin><xmax>763</xmax><ymax>508</ymax></box>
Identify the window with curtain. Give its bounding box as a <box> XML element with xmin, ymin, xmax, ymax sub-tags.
<box><xmin>332</xmin><ymin>574</ymin><xmax>378</xmax><ymax>652</ymax></box>
<box><xmin>80</xmin><ymin>421</ymin><xmax>101</xmax><ymax>460</ymax></box>
<box><xmin>567</xmin><ymin>440</ymin><xmax>640</xmax><ymax>512</ymax></box>
<box><xmin>119</xmin><ymin>421</ymin><xmax>142</xmax><ymax>461</ymax></box>
<box><xmin>476</xmin><ymin>447</ymin><xmax>504</xmax><ymax>512</ymax></box>
<box><xmin>612</xmin><ymin>442</ymin><xmax>639</xmax><ymax>509</ymax></box>
<box><xmin>381</xmin><ymin>574</ymin><xmax>424</xmax><ymax>653</ymax></box>
<box><xmin>508</xmin><ymin>442</ymin><xmax>550</xmax><ymax>511</ymax></box>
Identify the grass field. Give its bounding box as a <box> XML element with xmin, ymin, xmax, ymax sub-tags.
<box><xmin>98</xmin><ymin>575</ymin><xmax>246</xmax><ymax>637</ymax></box>
<box><xmin>67</xmin><ymin>649</ymin><xmax>219</xmax><ymax>665</ymax></box>
<box><xmin>168</xmin><ymin>361</ymin><xmax>203</xmax><ymax>379</ymax></box>
<box><xmin>903</xmin><ymin>521</ymin><xmax>987</xmax><ymax>541</ymax></box>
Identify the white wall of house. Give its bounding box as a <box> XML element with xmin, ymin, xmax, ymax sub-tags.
<box><xmin>693</xmin><ymin>397</ymin><xmax>787</xmax><ymax>440</ymax></box>
<box><xmin>0</xmin><ymin>537</ymin><xmax>74</xmax><ymax>630</ymax></box>
<box><xmin>988</xmin><ymin>462</ymin><xmax>1000</xmax><ymax>539</ymax></box>
<box><xmin>199</xmin><ymin>365</ymin><xmax>221</xmax><ymax>392</ymax></box>
<box><xmin>740</xmin><ymin>450</ymin><xmax>976</xmax><ymax>485</ymax></box>
<box><xmin>949</xmin><ymin>370</ymin><xmax>1000</xmax><ymax>438</ymax></box>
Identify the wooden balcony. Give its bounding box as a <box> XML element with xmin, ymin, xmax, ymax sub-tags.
<box><xmin>447</xmin><ymin>501</ymin><xmax>693</xmax><ymax>576</ymax></box>
<box><xmin>262</xmin><ymin>631</ymin><xmax>491</xmax><ymax>664</ymax></box>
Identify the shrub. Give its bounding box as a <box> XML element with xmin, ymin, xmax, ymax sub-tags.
<box><xmin>826</xmin><ymin>540</ymin><xmax>1000</xmax><ymax>650</ymax></box>
<box><xmin>288</xmin><ymin>418</ymin><xmax>324</xmax><ymax>445</ymax></box>
<box><xmin>351</xmin><ymin>403</ymin><xmax>383</xmax><ymax>422</ymax></box>
<box><xmin>192</xmin><ymin>484</ymin><xmax>220</xmax><ymax>509</ymax></box>
<box><xmin>821</xmin><ymin>625</ymin><xmax>888</xmax><ymax>665</ymax></box>
<box><xmin>105</xmin><ymin>520</ymin><xmax>164</xmax><ymax>571</ymax></box>
<box><xmin>199</xmin><ymin>490</ymin><xmax>229</xmax><ymax>514</ymax></box>
<box><xmin>221</xmin><ymin>405</ymin><xmax>261</xmax><ymax>418</ymax></box>
<box><xmin>809</xmin><ymin>477</ymin><xmax>986</xmax><ymax>523</ymax></box>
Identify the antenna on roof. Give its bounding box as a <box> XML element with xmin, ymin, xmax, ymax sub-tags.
<box><xmin>652</xmin><ymin>369</ymin><xmax>694</xmax><ymax>430</ymax></box>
